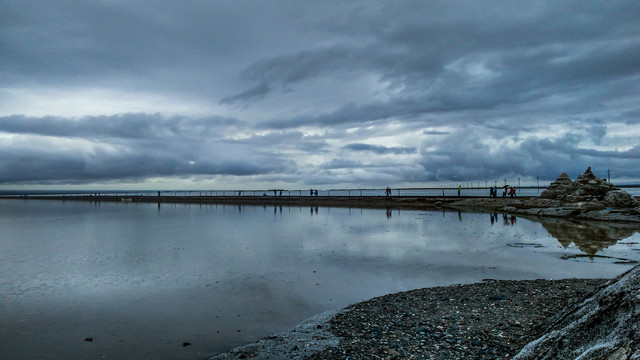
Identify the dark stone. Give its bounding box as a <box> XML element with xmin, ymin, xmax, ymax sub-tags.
<box><xmin>415</xmin><ymin>325</ymin><xmax>429</xmax><ymax>333</ymax></box>
<box><xmin>182</xmin><ymin>342</ymin><xmax>191</xmax><ymax>347</ymax></box>
<box><xmin>84</xmin><ymin>337</ymin><xmax>93</xmax><ymax>342</ymax></box>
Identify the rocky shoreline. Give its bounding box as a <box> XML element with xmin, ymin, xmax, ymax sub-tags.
<box><xmin>211</xmin><ymin>278</ymin><xmax>608</xmax><ymax>360</ymax></box>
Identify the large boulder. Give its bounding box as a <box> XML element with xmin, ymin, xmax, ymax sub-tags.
<box><xmin>513</xmin><ymin>265</ymin><xmax>640</xmax><ymax>360</ymax></box>
<box><xmin>604</xmin><ymin>190</ymin><xmax>640</xmax><ymax>208</ymax></box>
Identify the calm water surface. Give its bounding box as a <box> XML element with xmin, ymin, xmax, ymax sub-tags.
<box><xmin>1</xmin><ymin>199</ymin><xmax>640</xmax><ymax>359</ymax></box>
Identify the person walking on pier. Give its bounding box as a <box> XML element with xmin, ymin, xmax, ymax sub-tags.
<box><xmin>458</xmin><ymin>185</ymin><xmax>461</xmax><ymax>197</ymax></box>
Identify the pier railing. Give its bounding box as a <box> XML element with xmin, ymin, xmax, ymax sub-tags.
<box><xmin>1</xmin><ymin>186</ymin><xmax>556</xmax><ymax>198</ymax></box>
<box><xmin>4</xmin><ymin>184</ymin><xmax>639</xmax><ymax>199</ymax></box>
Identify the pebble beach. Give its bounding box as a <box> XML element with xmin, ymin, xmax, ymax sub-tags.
<box><xmin>213</xmin><ymin>277</ymin><xmax>607</xmax><ymax>360</ymax></box>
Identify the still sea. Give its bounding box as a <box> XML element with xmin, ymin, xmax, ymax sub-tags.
<box><xmin>1</xmin><ymin>199</ymin><xmax>639</xmax><ymax>359</ymax></box>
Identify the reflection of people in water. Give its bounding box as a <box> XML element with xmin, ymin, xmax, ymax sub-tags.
<box><xmin>458</xmin><ymin>211</ymin><xmax>462</xmax><ymax>222</ymax></box>
<box><xmin>386</xmin><ymin>208</ymin><xmax>392</xmax><ymax>219</ymax></box>
<box><xmin>490</xmin><ymin>212</ymin><xmax>496</xmax><ymax>225</ymax></box>
<box><xmin>498</xmin><ymin>213</ymin><xmax>517</xmax><ymax>225</ymax></box>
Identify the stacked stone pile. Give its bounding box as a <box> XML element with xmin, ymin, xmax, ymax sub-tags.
<box><xmin>539</xmin><ymin>172</ymin><xmax>573</xmax><ymax>199</ymax></box>
<box><xmin>503</xmin><ymin>167</ymin><xmax>640</xmax><ymax>222</ymax></box>
<box><xmin>540</xmin><ymin>167</ymin><xmax>638</xmax><ymax>208</ymax></box>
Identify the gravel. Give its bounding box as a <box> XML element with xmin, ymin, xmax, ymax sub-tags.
<box><xmin>209</xmin><ymin>278</ymin><xmax>607</xmax><ymax>360</ymax></box>
<box><xmin>304</xmin><ymin>278</ymin><xmax>607</xmax><ymax>360</ymax></box>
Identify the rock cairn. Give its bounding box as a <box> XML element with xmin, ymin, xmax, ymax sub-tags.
<box><xmin>539</xmin><ymin>172</ymin><xmax>573</xmax><ymax>199</ymax></box>
<box><xmin>540</xmin><ymin>167</ymin><xmax>638</xmax><ymax>208</ymax></box>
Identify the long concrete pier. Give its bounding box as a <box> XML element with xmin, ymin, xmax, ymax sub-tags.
<box><xmin>5</xmin><ymin>194</ymin><xmax>534</xmax><ymax>211</ymax></box>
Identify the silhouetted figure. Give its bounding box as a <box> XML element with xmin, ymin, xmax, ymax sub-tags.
<box><xmin>458</xmin><ymin>186</ymin><xmax>461</xmax><ymax>197</ymax></box>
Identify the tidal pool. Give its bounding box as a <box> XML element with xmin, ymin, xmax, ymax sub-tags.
<box><xmin>1</xmin><ymin>200</ymin><xmax>639</xmax><ymax>359</ymax></box>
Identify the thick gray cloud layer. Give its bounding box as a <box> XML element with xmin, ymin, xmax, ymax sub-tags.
<box><xmin>1</xmin><ymin>0</ymin><xmax>639</xmax><ymax>188</ymax></box>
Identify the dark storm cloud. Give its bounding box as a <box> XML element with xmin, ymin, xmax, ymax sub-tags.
<box><xmin>0</xmin><ymin>114</ymin><xmax>291</xmax><ymax>184</ymax></box>
<box><xmin>416</xmin><ymin>129</ymin><xmax>640</xmax><ymax>184</ymax></box>
<box><xmin>423</xmin><ymin>130</ymin><xmax>450</xmax><ymax>135</ymax></box>
<box><xmin>232</xmin><ymin>131</ymin><xmax>329</xmax><ymax>153</ymax></box>
<box><xmin>235</xmin><ymin>1</ymin><xmax>640</xmax><ymax>133</ymax></box>
<box><xmin>0</xmin><ymin>114</ymin><xmax>242</xmax><ymax>140</ymax></box>
<box><xmin>342</xmin><ymin>143</ymin><xmax>416</xmax><ymax>155</ymax></box>
<box><xmin>2</xmin><ymin>0</ymin><xmax>640</xmax><ymax>186</ymax></box>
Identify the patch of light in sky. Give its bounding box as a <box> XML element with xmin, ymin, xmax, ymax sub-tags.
<box><xmin>606</xmin><ymin>123</ymin><xmax>640</xmax><ymax>140</ymax></box>
<box><xmin>445</xmin><ymin>56</ymin><xmax>501</xmax><ymax>82</ymax></box>
<box><xmin>0</xmin><ymin>87</ymin><xmax>219</xmax><ymax>118</ymax></box>
<box><xmin>5</xmin><ymin>133</ymin><xmax>98</xmax><ymax>152</ymax></box>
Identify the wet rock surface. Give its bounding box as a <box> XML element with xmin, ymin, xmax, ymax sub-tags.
<box><xmin>304</xmin><ymin>278</ymin><xmax>605</xmax><ymax>360</ymax></box>
<box><xmin>513</xmin><ymin>266</ymin><xmax>640</xmax><ymax>360</ymax></box>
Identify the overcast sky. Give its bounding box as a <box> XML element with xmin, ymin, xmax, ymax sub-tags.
<box><xmin>1</xmin><ymin>0</ymin><xmax>639</xmax><ymax>190</ymax></box>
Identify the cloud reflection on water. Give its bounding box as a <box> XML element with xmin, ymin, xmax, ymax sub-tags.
<box><xmin>2</xmin><ymin>200</ymin><xmax>640</xmax><ymax>359</ymax></box>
